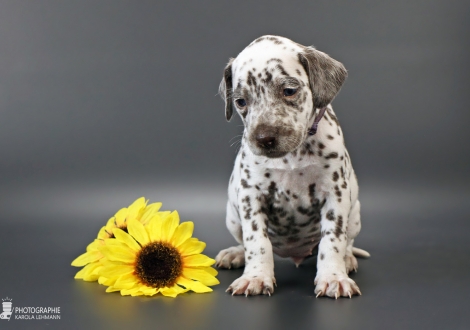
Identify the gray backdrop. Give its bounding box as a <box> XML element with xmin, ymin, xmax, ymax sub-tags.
<box><xmin>0</xmin><ymin>1</ymin><xmax>469</xmax><ymax>329</ymax></box>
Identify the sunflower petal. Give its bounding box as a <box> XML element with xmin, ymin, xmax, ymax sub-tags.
<box><xmin>183</xmin><ymin>254</ymin><xmax>215</xmax><ymax>267</ymax></box>
<box><xmin>171</xmin><ymin>221</ymin><xmax>194</xmax><ymax>247</ymax></box>
<box><xmin>71</xmin><ymin>250</ymin><xmax>102</xmax><ymax>267</ymax></box>
<box><xmin>178</xmin><ymin>239</ymin><xmax>206</xmax><ymax>256</ymax></box>
<box><xmin>127</xmin><ymin>219</ymin><xmax>149</xmax><ymax>246</ymax></box>
<box><xmin>99</xmin><ymin>258</ymin><xmax>129</xmax><ymax>266</ymax></box>
<box><xmin>146</xmin><ymin>215</ymin><xmax>163</xmax><ymax>241</ymax></box>
<box><xmin>112</xmin><ymin>228</ymin><xmax>141</xmax><ymax>251</ymax></box>
<box><xmin>140</xmin><ymin>287</ymin><xmax>158</xmax><ymax>296</ymax></box>
<box><xmin>92</xmin><ymin>265</ymin><xmax>103</xmax><ymax>275</ymax></box>
<box><xmin>105</xmin><ymin>286</ymin><xmax>121</xmax><ymax>293</ymax></box>
<box><xmin>99</xmin><ymin>246</ymin><xmax>135</xmax><ymax>263</ymax></box>
<box><xmin>140</xmin><ymin>202</ymin><xmax>163</xmax><ymax>224</ymax></box>
<box><xmin>85</xmin><ymin>240</ymin><xmax>100</xmax><ymax>252</ymax></box>
<box><xmin>159</xmin><ymin>211</ymin><xmax>171</xmax><ymax>217</ymax></box>
<box><xmin>198</xmin><ymin>266</ymin><xmax>218</xmax><ymax>277</ymax></box>
<box><xmin>146</xmin><ymin>202</ymin><xmax>162</xmax><ymax>212</ymax></box>
<box><xmin>160</xmin><ymin>211</ymin><xmax>180</xmax><ymax>242</ymax></box>
<box><xmin>74</xmin><ymin>262</ymin><xmax>101</xmax><ymax>281</ymax></box>
<box><xmin>114</xmin><ymin>274</ymin><xmax>137</xmax><ymax>289</ymax></box>
<box><xmin>159</xmin><ymin>286</ymin><xmax>183</xmax><ymax>298</ymax></box>
<box><xmin>127</xmin><ymin>197</ymin><xmax>147</xmax><ymax>221</ymax></box>
<box><xmin>97</xmin><ymin>227</ymin><xmax>109</xmax><ymax>239</ymax></box>
<box><xmin>105</xmin><ymin>217</ymin><xmax>116</xmax><ymax>228</ymax></box>
<box><xmin>99</xmin><ymin>263</ymin><xmax>134</xmax><ymax>278</ymax></box>
<box><xmin>74</xmin><ymin>263</ymin><xmax>93</xmax><ymax>280</ymax></box>
<box><xmin>114</xmin><ymin>208</ymin><xmax>129</xmax><ymax>227</ymax></box>
<box><xmin>74</xmin><ymin>267</ymin><xmax>86</xmax><ymax>280</ymax></box>
<box><xmin>177</xmin><ymin>277</ymin><xmax>213</xmax><ymax>293</ymax></box>
<box><xmin>104</xmin><ymin>239</ymin><xmax>127</xmax><ymax>247</ymax></box>
<box><xmin>121</xmin><ymin>287</ymin><xmax>141</xmax><ymax>296</ymax></box>
<box><xmin>171</xmin><ymin>284</ymin><xmax>189</xmax><ymax>294</ymax></box>
<box><xmin>99</xmin><ymin>276</ymin><xmax>116</xmax><ymax>286</ymax></box>
<box><xmin>183</xmin><ymin>268</ymin><xmax>219</xmax><ymax>286</ymax></box>
<box><xmin>160</xmin><ymin>290</ymin><xmax>177</xmax><ymax>297</ymax></box>
<box><xmin>130</xmin><ymin>290</ymin><xmax>145</xmax><ymax>297</ymax></box>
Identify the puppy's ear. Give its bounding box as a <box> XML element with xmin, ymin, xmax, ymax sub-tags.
<box><xmin>298</xmin><ymin>47</ymin><xmax>347</xmax><ymax>109</ymax></box>
<box><xmin>219</xmin><ymin>58</ymin><xmax>234</xmax><ymax>121</ymax></box>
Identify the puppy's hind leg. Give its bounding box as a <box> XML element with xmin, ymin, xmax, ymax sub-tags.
<box><xmin>345</xmin><ymin>200</ymin><xmax>370</xmax><ymax>273</ymax></box>
<box><xmin>216</xmin><ymin>245</ymin><xmax>245</xmax><ymax>269</ymax></box>
<box><xmin>215</xmin><ymin>201</ymin><xmax>245</xmax><ymax>269</ymax></box>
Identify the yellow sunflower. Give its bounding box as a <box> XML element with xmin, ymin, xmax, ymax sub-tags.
<box><xmin>97</xmin><ymin>211</ymin><xmax>219</xmax><ymax>297</ymax></box>
<box><xmin>71</xmin><ymin>197</ymin><xmax>168</xmax><ymax>281</ymax></box>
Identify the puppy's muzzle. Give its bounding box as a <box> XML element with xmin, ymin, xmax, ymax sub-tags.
<box><xmin>255</xmin><ymin>125</ymin><xmax>277</xmax><ymax>150</ymax></box>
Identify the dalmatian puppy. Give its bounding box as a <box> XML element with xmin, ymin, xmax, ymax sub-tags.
<box><xmin>215</xmin><ymin>35</ymin><xmax>370</xmax><ymax>298</ymax></box>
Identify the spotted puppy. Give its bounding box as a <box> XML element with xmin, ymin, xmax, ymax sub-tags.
<box><xmin>215</xmin><ymin>35</ymin><xmax>370</xmax><ymax>298</ymax></box>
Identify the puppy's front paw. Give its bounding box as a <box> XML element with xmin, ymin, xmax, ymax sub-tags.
<box><xmin>215</xmin><ymin>245</ymin><xmax>245</xmax><ymax>269</ymax></box>
<box><xmin>314</xmin><ymin>273</ymin><xmax>361</xmax><ymax>299</ymax></box>
<box><xmin>227</xmin><ymin>274</ymin><xmax>276</xmax><ymax>296</ymax></box>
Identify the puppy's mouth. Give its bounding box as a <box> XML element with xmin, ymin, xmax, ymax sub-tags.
<box><xmin>251</xmin><ymin>147</ymin><xmax>289</xmax><ymax>159</ymax></box>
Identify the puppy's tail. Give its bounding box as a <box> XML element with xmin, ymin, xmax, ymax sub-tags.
<box><xmin>352</xmin><ymin>247</ymin><xmax>371</xmax><ymax>258</ymax></box>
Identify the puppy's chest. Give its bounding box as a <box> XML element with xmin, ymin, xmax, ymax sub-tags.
<box><xmin>252</xmin><ymin>167</ymin><xmax>326</xmax><ymax>253</ymax></box>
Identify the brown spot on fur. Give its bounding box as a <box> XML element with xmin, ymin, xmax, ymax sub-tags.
<box><xmin>335</xmin><ymin>216</ymin><xmax>343</xmax><ymax>238</ymax></box>
<box><xmin>333</xmin><ymin>172</ymin><xmax>339</xmax><ymax>181</ymax></box>
<box><xmin>241</xmin><ymin>179</ymin><xmax>252</xmax><ymax>188</ymax></box>
<box><xmin>326</xmin><ymin>210</ymin><xmax>335</xmax><ymax>221</ymax></box>
<box><xmin>325</xmin><ymin>152</ymin><xmax>338</xmax><ymax>159</ymax></box>
<box><xmin>244</xmin><ymin>169</ymin><xmax>251</xmax><ymax>179</ymax></box>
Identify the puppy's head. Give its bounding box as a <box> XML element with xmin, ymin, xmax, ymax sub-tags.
<box><xmin>219</xmin><ymin>35</ymin><xmax>347</xmax><ymax>158</ymax></box>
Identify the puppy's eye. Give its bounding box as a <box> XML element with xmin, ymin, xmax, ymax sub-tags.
<box><xmin>235</xmin><ymin>99</ymin><xmax>247</xmax><ymax>108</ymax></box>
<box><xmin>283</xmin><ymin>88</ymin><xmax>297</xmax><ymax>97</ymax></box>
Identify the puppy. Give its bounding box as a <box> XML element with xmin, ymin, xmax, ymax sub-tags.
<box><xmin>216</xmin><ymin>35</ymin><xmax>369</xmax><ymax>298</ymax></box>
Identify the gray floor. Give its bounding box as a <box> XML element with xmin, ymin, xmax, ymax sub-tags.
<box><xmin>0</xmin><ymin>178</ymin><xmax>469</xmax><ymax>330</ymax></box>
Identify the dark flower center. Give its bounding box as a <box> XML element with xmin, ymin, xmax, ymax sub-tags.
<box><xmin>134</xmin><ymin>242</ymin><xmax>182</xmax><ymax>288</ymax></box>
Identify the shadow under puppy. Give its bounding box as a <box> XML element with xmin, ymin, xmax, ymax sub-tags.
<box><xmin>216</xmin><ymin>35</ymin><xmax>369</xmax><ymax>298</ymax></box>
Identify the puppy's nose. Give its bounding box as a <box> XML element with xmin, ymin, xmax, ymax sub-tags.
<box><xmin>256</xmin><ymin>130</ymin><xmax>277</xmax><ymax>149</ymax></box>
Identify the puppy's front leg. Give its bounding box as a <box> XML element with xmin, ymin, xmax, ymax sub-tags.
<box><xmin>315</xmin><ymin>199</ymin><xmax>361</xmax><ymax>298</ymax></box>
<box><xmin>226</xmin><ymin>189</ymin><xmax>276</xmax><ymax>296</ymax></box>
